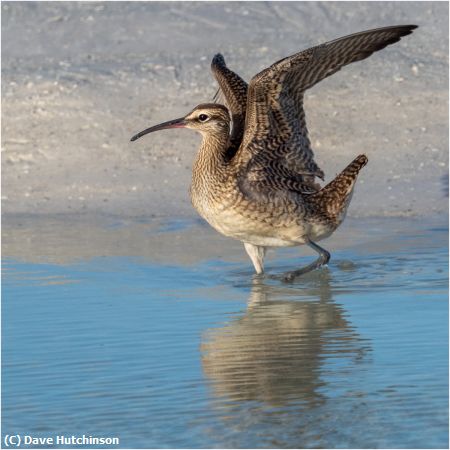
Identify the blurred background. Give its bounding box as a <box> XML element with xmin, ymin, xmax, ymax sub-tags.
<box><xmin>2</xmin><ymin>1</ymin><xmax>448</xmax><ymax>218</ymax></box>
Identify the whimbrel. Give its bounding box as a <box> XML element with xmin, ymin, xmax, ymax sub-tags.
<box><xmin>131</xmin><ymin>25</ymin><xmax>417</xmax><ymax>281</ymax></box>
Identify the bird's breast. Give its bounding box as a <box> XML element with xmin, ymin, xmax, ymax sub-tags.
<box><xmin>190</xmin><ymin>178</ymin><xmax>299</xmax><ymax>246</ymax></box>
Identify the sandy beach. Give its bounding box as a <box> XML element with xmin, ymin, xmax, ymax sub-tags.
<box><xmin>2</xmin><ymin>1</ymin><xmax>448</xmax><ymax>218</ymax></box>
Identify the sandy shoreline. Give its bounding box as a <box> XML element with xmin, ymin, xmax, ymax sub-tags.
<box><xmin>2</xmin><ymin>2</ymin><xmax>448</xmax><ymax>219</ymax></box>
<box><xmin>2</xmin><ymin>211</ymin><xmax>447</xmax><ymax>266</ymax></box>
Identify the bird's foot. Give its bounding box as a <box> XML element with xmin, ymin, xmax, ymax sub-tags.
<box><xmin>280</xmin><ymin>260</ymin><xmax>329</xmax><ymax>283</ymax></box>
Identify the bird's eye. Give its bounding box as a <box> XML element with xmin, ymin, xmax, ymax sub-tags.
<box><xmin>198</xmin><ymin>114</ymin><xmax>209</xmax><ymax>122</ymax></box>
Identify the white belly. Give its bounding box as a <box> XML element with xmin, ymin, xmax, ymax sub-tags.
<box><xmin>199</xmin><ymin>207</ymin><xmax>309</xmax><ymax>248</ymax></box>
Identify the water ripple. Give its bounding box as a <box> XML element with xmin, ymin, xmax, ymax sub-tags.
<box><xmin>2</xmin><ymin>218</ymin><xmax>448</xmax><ymax>448</ymax></box>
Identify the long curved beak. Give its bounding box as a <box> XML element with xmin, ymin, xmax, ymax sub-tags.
<box><xmin>130</xmin><ymin>117</ymin><xmax>187</xmax><ymax>142</ymax></box>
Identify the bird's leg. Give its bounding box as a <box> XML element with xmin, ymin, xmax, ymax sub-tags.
<box><xmin>283</xmin><ymin>238</ymin><xmax>330</xmax><ymax>282</ymax></box>
<box><xmin>244</xmin><ymin>243</ymin><xmax>266</xmax><ymax>274</ymax></box>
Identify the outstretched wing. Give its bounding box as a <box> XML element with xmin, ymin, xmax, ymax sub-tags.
<box><xmin>237</xmin><ymin>25</ymin><xmax>417</xmax><ymax>196</ymax></box>
<box><xmin>211</xmin><ymin>54</ymin><xmax>248</xmax><ymax>157</ymax></box>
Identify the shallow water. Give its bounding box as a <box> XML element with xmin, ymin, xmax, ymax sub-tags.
<box><xmin>2</xmin><ymin>215</ymin><xmax>448</xmax><ymax>448</ymax></box>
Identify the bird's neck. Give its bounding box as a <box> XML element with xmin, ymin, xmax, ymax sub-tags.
<box><xmin>192</xmin><ymin>128</ymin><xmax>231</xmax><ymax>182</ymax></box>
<box><xmin>190</xmin><ymin>128</ymin><xmax>233</xmax><ymax>213</ymax></box>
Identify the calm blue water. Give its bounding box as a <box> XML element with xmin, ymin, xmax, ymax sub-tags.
<box><xmin>2</xmin><ymin>216</ymin><xmax>448</xmax><ymax>448</ymax></box>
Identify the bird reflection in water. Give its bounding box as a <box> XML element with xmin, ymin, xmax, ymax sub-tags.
<box><xmin>201</xmin><ymin>270</ymin><xmax>370</xmax><ymax>411</ymax></box>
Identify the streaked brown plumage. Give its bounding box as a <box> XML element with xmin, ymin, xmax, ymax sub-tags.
<box><xmin>131</xmin><ymin>25</ymin><xmax>417</xmax><ymax>281</ymax></box>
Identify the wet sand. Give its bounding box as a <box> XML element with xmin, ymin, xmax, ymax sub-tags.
<box><xmin>1</xmin><ymin>2</ymin><xmax>448</xmax><ymax>219</ymax></box>
<box><xmin>3</xmin><ymin>212</ymin><xmax>447</xmax><ymax>269</ymax></box>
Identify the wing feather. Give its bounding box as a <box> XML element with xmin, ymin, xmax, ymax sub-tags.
<box><xmin>211</xmin><ymin>54</ymin><xmax>248</xmax><ymax>156</ymax></box>
<box><xmin>238</xmin><ymin>24</ymin><xmax>417</xmax><ymax>195</ymax></box>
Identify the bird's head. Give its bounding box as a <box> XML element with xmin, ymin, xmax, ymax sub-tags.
<box><xmin>130</xmin><ymin>103</ymin><xmax>230</xmax><ymax>142</ymax></box>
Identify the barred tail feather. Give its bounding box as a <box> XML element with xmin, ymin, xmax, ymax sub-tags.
<box><xmin>310</xmin><ymin>154</ymin><xmax>368</xmax><ymax>219</ymax></box>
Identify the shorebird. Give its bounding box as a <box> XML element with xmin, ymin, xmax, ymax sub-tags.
<box><xmin>131</xmin><ymin>25</ymin><xmax>417</xmax><ymax>281</ymax></box>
